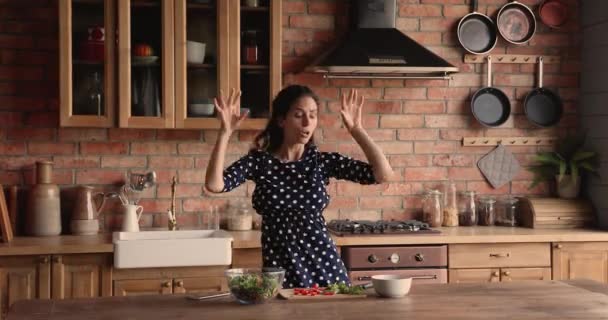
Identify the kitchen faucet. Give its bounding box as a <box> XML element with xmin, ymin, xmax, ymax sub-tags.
<box><xmin>167</xmin><ymin>176</ymin><xmax>177</xmax><ymax>230</ymax></box>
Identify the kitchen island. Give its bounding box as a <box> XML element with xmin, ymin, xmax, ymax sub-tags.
<box><xmin>7</xmin><ymin>280</ymin><xmax>608</xmax><ymax>320</ymax></box>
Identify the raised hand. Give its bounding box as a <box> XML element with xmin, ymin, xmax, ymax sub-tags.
<box><xmin>340</xmin><ymin>88</ymin><xmax>364</xmax><ymax>132</ymax></box>
<box><xmin>214</xmin><ymin>88</ymin><xmax>247</xmax><ymax>134</ymax></box>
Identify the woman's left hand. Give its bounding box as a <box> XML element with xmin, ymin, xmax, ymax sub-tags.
<box><xmin>340</xmin><ymin>89</ymin><xmax>364</xmax><ymax>132</ymax></box>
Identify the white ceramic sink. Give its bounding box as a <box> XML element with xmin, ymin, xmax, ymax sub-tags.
<box><xmin>113</xmin><ymin>229</ymin><xmax>233</xmax><ymax>269</ymax></box>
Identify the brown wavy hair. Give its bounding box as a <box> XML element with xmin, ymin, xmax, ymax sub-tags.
<box><xmin>252</xmin><ymin>85</ymin><xmax>321</xmax><ymax>153</ymax></box>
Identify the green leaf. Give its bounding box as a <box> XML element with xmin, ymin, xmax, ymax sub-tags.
<box><xmin>579</xmin><ymin>161</ymin><xmax>598</xmax><ymax>173</ymax></box>
<box><xmin>558</xmin><ymin>161</ymin><xmax>567</xmax><ymax>182</ymax></box>
<box><xmin>571</xmin><ymin>162</ymin><xmax>579</xmax><ymax>186</ymax></box>
<box><xmin>534</xmin><ymin>153</ymin><xmax>562</xmax><ymax>166</ymax></box>
<box><xmin>572</xmin><ymin>150</ymin><xmax>597</xmax><ymax>162</ymax></box>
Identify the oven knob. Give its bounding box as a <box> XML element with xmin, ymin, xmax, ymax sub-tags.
<box><xmin>414</xmin><ymin>253</ymin><xmax>424</xmax><ymax>262</ymax></box>
<box><xmin>368</xmin><ymin>254</ymin><xmax>378</xmax><ymax>263</ymax></box>
<box><xmin>389</xmin><ymin>253</ymin><xmax>400</xmax><ymax>264</ymax></box>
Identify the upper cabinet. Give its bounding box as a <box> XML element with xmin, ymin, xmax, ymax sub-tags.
<box><xmin>59</xmin><ymin>0</ymin><xmax>116</xmax><ymax>127</ymax></box>
<box><xmin>59</xmin><ymin>0</ymin><xmax>282</xmax><ymax>129</ymax></box>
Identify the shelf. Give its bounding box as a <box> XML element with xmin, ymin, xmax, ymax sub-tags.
<box><xmin>73</xmin><ymin>60</ymin><xmax>104</xmax><ymax>66</ymax></box>
<box><xmin>131</xmin><ymin>0</ymin><xmax>160</xmax><ymax>8</ymax></box>
<box><xmin>464</xmin><ymin>54</ymin><xmax>561</xmax><ymax>64</ymax></box>
<box><xmin>462</xmin><ymin>136</ymin><xmax>558</xmax><ymax>147</ymax></box>
<box><xmin>241</xmin><ymin>6</ymin><xmax>269</xmax><ymax>12</ymax></box>
<box><xmin>187</xmin><ymin>63</ymin><xmax>216</xmax><ymax>69</ymax></box>
<box><xmin>187</xmin><ymin>3</ymin><xmax>214</xmax><ymax>11</ymax></box>
<box><xmin>241</xmin><ymin>65</ymin><xmax>269</xmax><ymax>70</ymax></box>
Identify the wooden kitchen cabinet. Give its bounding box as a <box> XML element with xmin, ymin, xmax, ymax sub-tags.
<box><xmin>112</xmin><ymin>265</ymin><xmax>227</xmax><ymax>297</ymax></box>
<box><xmin>60</xmin><ymin>0</ymin><xmax>281</xmax><ymax>129</ymax></box>
<box><xmin>0</xmin><ymin>255</ymin><xmax>50</xmax><ymax>320</ymax></box>
<box><xmin>51</xmin><ymin>254</ymin><xmax>112</xmax><ymax>299</ymax></box>
<box><xmin>552</xmin><ymin>242</ymin><xmax>608</xmax><ymax>283</ymax></box>
<box><xmin>231</xmin><ymin>248</ymin><xmax>262</xmax><ymax>269</ymax></box>
<box><xmin>449</xmin><ymin>268</ymin><xmax>551</xmax><ymax>284</ymax></box>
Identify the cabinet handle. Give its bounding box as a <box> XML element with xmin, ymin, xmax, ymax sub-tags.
<box><xmin>492</xmin><ymin>271</ymin><xmax>500</xmax><ymax>277</ymax></box>
<box><xmin>52</xmin><ymin>256</ymin><xmax>61</xmax><ymax>263</ymax></box>
<box><xmin>489</xmin><ymin>253</ymin><xmax>510</xmax><ymax>258</ymax></box>
<box><xmin>555</xmin><ymin>244</ymin><xmax>563</xmax><ymax>249</ymax></box>
<box><xmin>503</xmin><ymin>271</ymin><xmax>511</xmax><ymax>276</ymax></box>
<box><xmin>176</xmin><ymin>280</ymin><xmax>184</xmax><ymax>287</ymax></box>
<box><xmin>163</xmin><ymin>281</ymin><xmax>171</xmax><ymax>288</ymax></box>
<box><xmin>39</xmin><ymin>256</ymin><xmax>49</xmax><ymax>264</ymax></box>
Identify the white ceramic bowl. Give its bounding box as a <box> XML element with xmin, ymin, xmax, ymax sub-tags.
<box><xmin>187</xmin><ymin>41</ymin><xmax>206</xmax><ymax>64</ymax></box>
<box><xmin>371</xmin><ymin>275</ymin><xmax>412</xmax><ymax>298</ymax></box>
<box><xmin>189</xmin><ymin>102</ymin><xmax>215</xmax><ymax>117</ymax></box>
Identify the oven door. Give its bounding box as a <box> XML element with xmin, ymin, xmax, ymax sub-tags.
<box><xmin>349</xmin><ymin>268</ymin><xmax>448</xmax><ymax>285</ymax></box>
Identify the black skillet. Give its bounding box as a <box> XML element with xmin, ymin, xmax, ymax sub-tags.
<box><xmin>524</xmin><ymin>56</ymin><xmax>563</xmax><ymax>127</ymax></box>
<box><xmin>457</xmin><ymin>0</ymin><xmax>498</xmax><ymax>54</ymax></box>
<box><xmin>471</xmin><ymin>56</ymin><xmax>511</xmax><ymax>127</ymax></box>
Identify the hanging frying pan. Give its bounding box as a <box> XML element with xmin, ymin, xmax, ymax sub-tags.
<box><xmin>457</xmin><ymin>0</ymin><xmax>498</xmax><ymax>54</ymax></box>
<box><xmin>538</xmin><ymin>0</ymin><xmax>569</xmax><ymax>29</ymax></box>
<box><xmin>524</xmin><ymin>56</ymin><xmax>563</xmax><ymax>127</ymax></box>
<box><xmin>496</xmin><ymin>1</ymin><xmax>536</xmax><ymax>45</ymax></box>
<box><xmin>471</xmin><ymin>56</ymin><xmax>511</xmax><ymax>127</ymax></box>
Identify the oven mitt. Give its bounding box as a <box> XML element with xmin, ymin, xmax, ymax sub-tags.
<box><xmin>477</xmin><ymin>144</ymin><xmax>521</xmax><ymax>189</ymax></box>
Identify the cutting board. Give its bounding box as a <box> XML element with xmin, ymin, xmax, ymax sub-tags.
<box><xmin>278</xmin><ymin>289</ymin><xmax>367</xmax><ymax>300</ymax></box>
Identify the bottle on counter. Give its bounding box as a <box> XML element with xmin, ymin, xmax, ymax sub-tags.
<box><xmin>458</xmin><ymin>190</ymin><xmax>477</xmax><ymax>226</ymax></box>
<box><xmin>227</xmin><ymin>201</ymin><xmax>253</xmax><ymax>231</ymax></box>
<box><xmin>477</xmin><ymin>195</ymin><xmax>496</xmax><ymax>226</ymax></box>
<box><xmin>442</xmin><ymin>181</ymin><xmax>459</xmax><ymax>227</ymax></box>
<box><xmin>422</xmin><ymin>189</ymin><xmax>443</xmax><ymax>228</ymax></box>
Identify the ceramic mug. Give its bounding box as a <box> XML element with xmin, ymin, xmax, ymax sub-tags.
<box><xmin>122</xmin><ymin>204</ymin><xmax>144</xmax><ymax>232</ymax></box>
<box><xmin>186</xmin><ymin>41</ymin><xmax>206</xmax><ymax>64</ymax></box>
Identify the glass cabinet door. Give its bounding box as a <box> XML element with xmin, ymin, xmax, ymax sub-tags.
<box><xmin>236</xmin><ymin>0</ymin><xmax>281</xmax><ymax>129</ymax></box>
<box><xmin>118</xmin><ymin>0</ymin><xmax>175</xmax><ymax>128</ymax></box>
<box><xmin>60</xmin><ymin>0</ymin><xmax>116</xmax><ymax>127</ymax></box>
<box><xmin>174</xmin><ymin>0</ymin><xmax>225</xmax><ymax>128</ymax></box>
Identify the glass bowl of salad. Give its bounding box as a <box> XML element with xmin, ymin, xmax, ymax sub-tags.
<box><xmin>225</xmin><ymin>268</ymin><xmax>285</xmax><ymax>304</ymax></box>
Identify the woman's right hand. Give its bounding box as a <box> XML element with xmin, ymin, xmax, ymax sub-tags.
<box><xmin>214</xmin><ymin>88</ymin><xmax>248</xmax><ymax>134</ymax></box>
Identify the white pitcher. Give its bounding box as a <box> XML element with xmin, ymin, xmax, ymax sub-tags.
<box><xmin>122</xmin><ymin>204</ymin><xmax>143</xmax><ymax>232</ymax></box>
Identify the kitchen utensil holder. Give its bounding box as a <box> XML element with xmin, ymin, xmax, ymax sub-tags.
<box><xmin>464</xmin><ymin>54</ymin><xmax>560</xmax><ymax>64</ymax></box>
<box><xmin>462</xmin><ymin>136</ymin><xmax>557</xmax><ymax>146</ymax></box>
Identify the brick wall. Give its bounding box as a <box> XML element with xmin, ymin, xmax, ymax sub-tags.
<box><xmin>581</xmin><ymin>0</ymin><xmax>608</xmax><ymax>229</ymax></box>
<box><xmin>0</xmin><ymin>0</ymin><xmax>581</xmax><ymax>233</ymax></box>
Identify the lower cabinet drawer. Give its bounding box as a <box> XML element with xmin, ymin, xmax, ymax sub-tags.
<box><xmin>449</xmin><ymin>243</ymin><xmax>551</xmax><ymax>268</ymax></box>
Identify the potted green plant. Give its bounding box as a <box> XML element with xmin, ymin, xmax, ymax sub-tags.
<box><xmin>528</xmin><ymin>133</ymin><xmax>599</xmax><ymax>198</ymax></box>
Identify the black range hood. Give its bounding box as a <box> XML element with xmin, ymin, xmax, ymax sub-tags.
<box><xmin>307</xmin><ymin>0</ymin><xmax>458</xmax><ymax>79</ymax></box>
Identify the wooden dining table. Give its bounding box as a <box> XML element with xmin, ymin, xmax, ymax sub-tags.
<box><xmin>7</xmin><ymin>280</ymin><xmax>608</xmax><ymax>320</ymax></box>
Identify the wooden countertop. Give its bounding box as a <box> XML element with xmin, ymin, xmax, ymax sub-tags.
<box><xmin>3</xmin><ymin>227</ymin><xmax>608</xmax><ymax>256</ymax></box>
<box><xmin>7</xmin><ymin>280</ymin><xmax>608</xmax><ymax>320</ymax></box>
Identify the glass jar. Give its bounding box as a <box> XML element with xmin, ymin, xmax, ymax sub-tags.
<box><xmin>442</xmin><ymin>181</ymin><xmax>458</xmax><ymax>227</ymax></box>
<box><xmin>458</xmin><ymin>191</ymin><xmax>477</xmax><ymax>226</ymax></box>
<box><xmin>228</xmin><ymin>201</ymin><xmax>253</xmax><ymax>231</ymax></box>
<box><xmin>497</xmin><ymin>196</ymin><xmax>519</xmax><ymax>227</ymax></box>
<box><xmin>477</xmin><ymin>196</ymin><xmax>496</xmax><ymax>226</ymax></box>
<box><xmin>422</xmin><ymin>190</ymin><xmax>443</xmax><ymax>228</ymax></box>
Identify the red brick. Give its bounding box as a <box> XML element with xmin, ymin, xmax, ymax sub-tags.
<box><xmin>321</xmin><ymin>128</ymin><xmax>353</xmax><ymax>142</ymax></box>
<box><xmin>439</xmin><ymin>129</ymin><xmax>484</xmax><ymax>140</ymax></box>
<box><xmin>382</xmin><ymin>183</ymin><xmax>413</xmax><ymax>196</ymax></box>
<box><xmin>360</xmin><ymin>196</ymin><xmax>402</xmax><ymax>209</ymax></box>
<box><xmin>308</xmin><ymin>1</ymin><xmax>337</xmax><ymax>14</ymax></box>
<box><xmin>372</xmin><ymin>79</ymin><xmax>404</xmax><ymax>87</ymax></box>
<box><xmin>157</xmin><ymin>130</ymin><xmax>201</xmax><ymax>141</ymax></box>
<box><xmin>0</xmin><ymin>142</ymin><xmax>25</xmax><ymax>155</ymax></box>
<box><xmin>376</xmin><ymin>141</ymin><xmax>413</xmax><ymax>154</ymax></box>
<box><xmin>149</xmin><ymin>156</ymin><xmax>194</xmax><ymax>169</ymax></box>
<box><xmin>396</xmin><ymin>18</ymin><xmax>419</xmax><ymax>31</ymax></box>
<box><xmin>403</xmin><ymin>101</ymin><xmax>444</xmax><ymax>114</ymax></box>
<box><xmin>339</xmin><ymin>210</ymin><xmax>381</xmax><ymax>221</ymax></box>
<box><xmin>511</xmin><ymin>181</ymin><xmax>550</xmax><ymax>196</ymax></box>
<box><xmin>289</xmin><ymin>16</ymin><xmax>334</xmax><ymax>29</ymax></box>
<box><xmin>0</xmin><ymin>171</ymin><xmax>21</xmax><ymax>185</ymax></box>
<box><xmin>0</xmin><ymin>65</ymin><xmax>42</xmax><ymax>80</ymax></box>
<box><xmin>366</xmin><ymin>129</ymin><xmax>396</xmax><ymax>141</ymax></box>
<box><xmin>283</xmin><ymin>1</ymin><xmax>306</xmax><ymax>13</ymax></box>
<box><xmin>183</xmin><ymin>198</ymin><xmax>229</xmax><ymax>213</ymax></box>
<box><xmin>101</xmin><ymin>156</ymin><xmax>147</xmax><ymax>168</ymax></box>
<box><xmin>337</xmin><ymin>183</ymin><xmax>363</xmax><ymax>196</ymax></box>
<box><xmin>310</xmin><ymin>87</ymin><xmax>339</xmax><ymax>100</ymax></box>
<box><xmin>396</xmin><ymin>129</ymin><xmax>437</xmax><ymax>141</ymax></box>
<box><xmin>388</xmin><ymin>155</ymin><xmax>430</xmax><ymax>168</ymax></box>
<box><xmin>466</xmin><ymin>181</ymin><xmax>511</xmax><ymax>195</ymax></box>
<box><xmin>81</xmin><ymin>142</ymin><xmax>128</xmax><ymax>155</ymax></box>
<box><xmin>75</xmin><ymin>169</ymin><xmax>124</xmax><ymax>185</ymax></box>
<box><xmin>384</xmin><ymin>88</ymin><xmax>427</xmax><ymax>99</ymax></box>
<box><xmin>427</xmin><ymin>87</ymin><xmax>471</xmax><ymax>100</ymax></box>
<box><xmin>0</xmin><ymin>112</ymin><xmax>22</xmax><ymax>127</ymax></box>
<box><xmin>24</xmin><ymin>169</ymin><xmax>72</xmax><ymax>185</ymax></box>
<box><xmin>53</xmin><ymin>156</ymin><xmax>100</xmax><ymax>169</ymax></box>
<box><xmin>25</xmin><ymin>112</ymin><xmax>58</xmax><ymax>127</ymax></box>
<box><xmin>529</xmin><ymin>34</ymin><xmax>571</xmax><ymax>47</ymax></box>
<box><xmin>326</xmin><ymin>196</ymin><xmax>358</xmax><ymax>210</ymax></box>
<box><xmin>379</xmin><ymin>115</ymin><xmax>424</xmax><ymax>128</ymax></box>
<box><xmin>420</xmin><ymin>18</ymin><xmax>459</xmax><ymax>31</ymax></box>
<box><xmin>414</xmin><ymin>141</ymin><xmax>459</xmax><ymax>154</ymax></box>
<box><xmin>399</xmin><ymin>5</ymin><xmax>442</xmax><ymax>17</ymax></box>
<box><xmin>450</xmin><ymin>73</ymin><xmax>484</xmax><ymax>88</ymax></box>
<box><xmin>448</xmin><ymin>167</ymin><xmax>485</xmax><ymax>181</ymax></box>
<box><xmin>443</xmin><ymin>5</ymin><xmax>469</xmax><ymax>17</ymax></box>
<box><xmin>6</xmin><ymin>128</ymin><xmax>55</xmax><ymax>141</ymax></box>
<box><xmin>0</xmin><ymin>34</ymin><xmax>34</xmax><ymax>48</ymax></box>
<box><xmin>108</xmin><ymin>129</ymin><xmax>156</xmax><ymax>140</ymax></box>
<box><xmin>446</xmin><ymin>100</ymin><xmax>470</xmax><ymax>114</ymax></box>
<box><xmin>0</xmin><ymin>156</ymin><xmax>47</xmax><ymax>170</ymax></box>
<box><xmin>154</xmin><ymin>170</ymin><xmax>178</xmax><ymax>184</ymax></box>
<box><xmin>493</xmin><ymin>74</ymin><xmax>535</xmax><ymax>87</ymax></box>
<box><xmin>433</xmin><ymin>154</ymin><xmax>474</xmax><ymax>167</ymax></box>
<box><xmin>132</xmin><ymin>142</ymin><xmax>176</xmax><ymax>155</ymax></box>
<box><xmin>425</xmin><ymin>115</ymin><xmax>470</xmax><ymax>128</ymax></box>
<box><xmin>157</xmin><ymin>184</ymin><xmax>202</xmax><ymax>198</ymax></box>
<box><xmin>178</xmin><ymin>170</ymin><xmax>205</xmax><ymax>183</ymax></box>
<box><xmin>404</xmin><ymin>168</ymin><xmax>447</xmax><ymax>181</ymax></box>
<box><xmin>28</xmin><ymin>142</ymin><xmax>74</xmax><ymax>155</ymax></box>
<box><xmin>328</xmin><ymin>78</ymin><xmax>369</xmax><ymax>88</ymax></box>
<box><xmin>0</xmin><ymin>96</ymin><xmax>46</xmax><ymax>110</ymax></box>
<box><xmin>194</xmin><ymin>155</ymin><xmax>212</xmax><ymax>169</ymax></box>
<box><xmin>136</xmin><ymin>199</ymin><xmax>172</xmax><ymax>214</ymax></box>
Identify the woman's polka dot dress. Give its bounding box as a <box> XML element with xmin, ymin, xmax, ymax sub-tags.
<box><xmin>221</xmin><ymin>145</ymin><xmax>377</xmax><ymax>288</ymax></box>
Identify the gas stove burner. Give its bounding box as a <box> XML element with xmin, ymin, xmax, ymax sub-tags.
<box><xmin>326</xmin><ymin>219</ymin><xmax>441</xmax><ymax>236</ymax></box>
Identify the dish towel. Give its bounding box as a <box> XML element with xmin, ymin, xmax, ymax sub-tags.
<box><xmin>477</xmin><ymin>144</ymin><xmax>521</xmax><ymax>189</ymax></box>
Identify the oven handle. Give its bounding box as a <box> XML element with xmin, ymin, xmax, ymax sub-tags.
<box><xmin>356</xmin><ymin>275</ymin><xmax>438</xmax><ymax>281</ymax></box>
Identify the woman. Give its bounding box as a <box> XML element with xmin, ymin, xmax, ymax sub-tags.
<box><xmin>205</xmin><ymin>85</ymin><xmax>394</xmax><ymax>288</ymax></box>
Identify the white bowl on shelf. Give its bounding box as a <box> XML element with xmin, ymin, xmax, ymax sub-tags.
<box><xmin>187</xmin><ymin>41</ymin><xmax>206</xmax><ymax>64</ymax></box>
<box><xmin>189</xmin><ymin>99</ymin><xmax>215</xmax><ymax>117</ymax></box>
